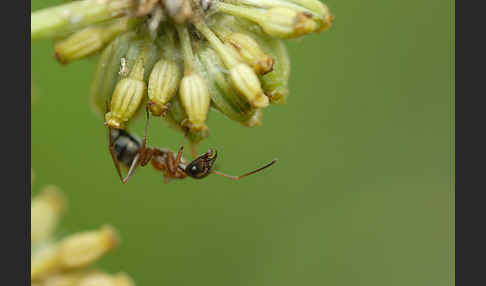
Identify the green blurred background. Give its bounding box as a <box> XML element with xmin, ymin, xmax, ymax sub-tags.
<box><xmin>31</xmin><ymin>0</ymin><xmax>454</xmax><ymax>285</ymax></box>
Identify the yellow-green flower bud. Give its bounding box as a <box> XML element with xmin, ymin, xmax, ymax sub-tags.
<box><xmin>193</xmin><ymin>21</ymin><xmax>269</xmax><ymax>108</ymax></box>
<box><xmin>147</xmin><ymin>58</ymin><xmax>182</xmax><ymax>116</ymax></box>
<box><xmin>230</xmin><ymin>63</ymin><xmax>269</xmax><ymax>108</ymax></box>
<box><xmin>165</xmin><ymin>96</ymin><xmax>209</xmax><ymax>144</ymax></box>
<box><xmin>105</xmin><ymin>78</ymin><xmax>145</xmax><ymax>129</ymax></box>
<box><xmin>31</xmin><ymin>0</ymin><xmax>137</xmax><ymax>40</ymax></box>
<box><xmin>58</xmin><ymin>225</ymin><xmax>118</xmax><ymax>269</ymax></box>
<box><xmin>261</xmin><ymin>7</ymin><xmax>318</xmax><ymax>38</ymax></box>
<box><xmin>54</xmin><ymin>17</ymin><xmax>138</xmax><ymax>64</ymax></box>
<box><xmin>215</xmin><ymin>3</ymin><xmax>319</xmax><ymax>38</ymax></box>
<box><xmin>211</xmin><ymin>15</ymin><xmax>291</xmax><ymax>104</ymax></box>
<box><xmin>54</xmin><ymin>27</ymin><xmax>105</xmax><ymax>64</ymax></box>
<box><xmin>32</xmin><ymin>186</ymin><xmax>66</xmax><ymax>246</ymax></box>
<box><xmin>258</xmin><ymin>37</ymin><xmax>290</xmax><ymax>104</ymax></box>
<box><xmin>89</xmin><ymin>31</ymin><xmax>137</xmax><ymax>119</ymax></box>
<box><xmin>105</xmin><ymin>42</ymin><xmax>148</xmax><ymax>129</ymax></box>
<box><xmin>241</xmin><ymin>109</ymin><xmax>263</xmax><ymax>127</ymax></box>
<box><xmin>43</xmin><ymin>270</ymin><xmax>91</xmax><ymax>286</ymax></box>
<box><xmin>225</xmin><ymin>33</ymin><xmax>274</xmax><ymax>75</ymax></box>
<box><xmin>315</xmin><ymin>3</ymin><xmax>334</xmax><ymax>32</ymax></box>
<box><xmin>32</xmin><ymin>244</ymin><xmax>61</xmax><ymax>281</ymax></box>
<box><xmin>195</xmin><ymin>45</ymin><xmax>256</xmax><ymax>123</ymax></box>
<box><xmin>179</xmin><ymin>73</ymin><xmax>211</xmax><ymax>132</ymax></box>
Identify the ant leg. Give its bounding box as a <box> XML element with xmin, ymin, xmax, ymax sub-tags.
<box><xmin>107</xmin><ymin>126</ymin><xmax>125</xmax><ymax>183</ymax></box>
<box><xmin>139</xmin><ymin>106</ymin><xmax>152</xmax><ymax>166</ymax></box>
<box><xmin>190</xmin><ymin>143</ymin><xmax>198</xmax><ymax>160</ymax></box>
<box><xmin>212</xmin><ymin>159</ymin><xmax>278</xmax><ymax>180</ymax></box>
<box><xmin>121</xmin><ymin>107</ymin><xmax>153</xmax><ymax>183</ymax></box>
<box><xmin>174</xmin><ymin>132</ymin><xmax>187</xmax><ymax>166</ymax></box>
<box><xmin>122</xmin><ymin>153</ymin><xmax>141</xmax><ymax>184</ymax></box>
<box><xmin>163</xmin><ymin>176</ymin><xmax>171</xmax><ymax>184</ymax></box>
<box><xmin>105</xmin><ymin>100</ymin><xmax>124</xmax><ymax>182</ymax></box>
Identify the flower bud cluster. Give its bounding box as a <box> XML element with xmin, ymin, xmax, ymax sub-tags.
<box><xmin>33</xmin><ymin>0</ymin><xmax>333</xmax><ymax>144</ymax></box>
<box><xmin>31</xmin><ymin>184</ymin><xmax>135</xmax><ymax>286</ymax></box>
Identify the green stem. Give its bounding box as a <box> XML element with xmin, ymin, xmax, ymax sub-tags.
<box><xmin>193</xmin><ymin>20</ymin><xmax>239</xmax><ymax>68</ymax></box>
<box><xmin>175</xmin><ymin>25</ymin><xmax>195</xmax><ymax>73</ymax></box>
<box><xmin>31</xmin><ymin>0</ymin><xmax>136</xmax><ymax>40</ymax></box>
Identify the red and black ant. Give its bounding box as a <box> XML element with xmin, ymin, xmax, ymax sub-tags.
<box><xmin>107</xmin><ymin>107</ymin><xmax>277</xmax><ymax>184</ymax></box>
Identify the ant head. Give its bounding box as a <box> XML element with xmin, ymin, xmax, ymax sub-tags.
<box><xmin>185</xmin><ymin>149</ymin><xmax>218</xmax><ymax>179</ymax></box>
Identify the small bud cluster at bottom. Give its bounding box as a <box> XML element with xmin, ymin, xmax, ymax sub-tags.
<box><xmin>31</xmin><ymin>184</ymin><xmax>135</xmax><ymax>285</ymax></box>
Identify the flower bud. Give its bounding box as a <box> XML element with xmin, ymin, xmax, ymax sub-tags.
<box><xmin>54</xmin><ymin>27</ymin><xmax>105</xmax><ymax>64</ymax></box>
<box><xmin>225</xmin><ymin>33</ymin><xmax>274</xmax><ymax>75</ymax></box>
<box><xmin>259</xmin><ymin>38</ymin><xmax>290</xmax><ymax>104</ymax></box>
<box><xmin>214</xmin><ymin>3</ymin><xmax>319</xmax><ymax>38</ymax></box>
<box><xmin>261</xmin><ymin>7</ymin><xmax>318</xmax><ymax>38</ymax></box>
<box><xmin>179</xmin><ymin>73</ymin><xmax>211</xmax><ymax>132</ymax></box>
<box><xmin>89</xmin><ymin>31</ymin><xmax>137</xmax><ymax>119</ymax></box>
<box><xmin>32</xmin><ymin>186</ymin><xmax>66</xmax><ymax>245</ymax></box>
<box><xmin>164</xmin><ymin>97</ymin><xmax>208</xmax><ymax>144</ymax></box>
<box><xmin>241</xmin><ymin>109</ymin><xmax>263</xmax><ymax>127</ymax></box>
<box><xmin>31</xmin><ymin>0</ymin><xmax>137</xmax><ymax>40</ymax></box>
<box><xmin>105</xmin><ymin>78</ymin><xmax>145</xmax><ymax>129</ymax></box>
<box><xmin>195</xmin><ymin>45</ymin><xmax>256</xmax><ymax>123</ymax></box>
<box><xmin>193</xmin><ymin>21</ymin><xmax>269</xmax><ymax>109</ymax></box>
<box><xmin>105</xmin><ymin>41</ymin><xmax>148</xmax><ymax>129</ymax></box>
<box><xmin>54</xmin><ymin>18</ymin><xmax>138</xmax><ymax>64</ymax></box>
<box><xmin>315</xmin><ymin>3</ymin><xmax>334</xmax><ymax>32</ymax></box>
<box><xmin>58</xmin><ymin>225</ymin><xmax>118</xmax><ymax>268</ymax></box>
<box><xmin>211</xmin><ymin>16</ymin><xmax>291</xmax><ymax>104</ymax></box>
<box><xmin>233</xmin><ymin>27</ymin><xmax>290</xmax><ymax>105</ymax></box>
<box><xmin>32</xmin><ymin>244</ymin><xmax>61</xmax><ymax>281</ymax></box>
<box><xmin>230</xmin><ymin>63</ymin><xmax>269</xmax><ymax>108</ymax></box>
<box><xmin>43</xmin><ymin>270</ymin><xmax>91</xmax><ymax>286</ymax></box>
<box><xmin>147</xmin><ymin>58</ymin><xmax>182</xmax><ymax>116</ymax></box>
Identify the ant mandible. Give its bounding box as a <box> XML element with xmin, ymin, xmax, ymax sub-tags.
<box><xmin>106</xmin><ymin>106</ymin><xmax>277</xmax><ymax>184</ymax></box>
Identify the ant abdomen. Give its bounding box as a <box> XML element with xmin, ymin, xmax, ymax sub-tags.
<box><xmin>111</xmin><ymin>129</ymin><xmax>142</xmax><ymax>168</ymax></box>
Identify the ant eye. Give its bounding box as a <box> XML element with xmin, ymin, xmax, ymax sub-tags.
<box><xmin>185</xmin><ymin>161</ymin><xmax>206</xmax><ymax>179</ymax></box>
<box><xmin>185</xmin><ymin>149</ymin><xmax>217</xmax><ymax>179</ymax></box>
<box><xmin>185</xmin><ymin>161</ymin><xmax>211</xmax><ymax>179</ymax></box>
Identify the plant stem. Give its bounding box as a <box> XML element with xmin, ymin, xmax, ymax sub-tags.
<box><xmin>175</xmin><ymin>25</ymin><xmax>195</xmax><ymax>73</ymax></box>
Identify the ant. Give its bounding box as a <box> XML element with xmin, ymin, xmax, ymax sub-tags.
<box><xmin>107</xmin><ymin>106</ymin><xmax>277</xmax><ymax>184</ymax></box>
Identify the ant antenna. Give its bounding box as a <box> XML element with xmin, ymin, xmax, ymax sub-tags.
<box><xmin>212</xmin><ymin>159</ymin><xmax>278</xmax><ymax>180</ymax></box>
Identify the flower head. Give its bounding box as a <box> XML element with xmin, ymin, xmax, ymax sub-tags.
<box><xmin>32</xmin><ymin>0</ymin><xmax>334</xmax><ymax>144</ymax></box>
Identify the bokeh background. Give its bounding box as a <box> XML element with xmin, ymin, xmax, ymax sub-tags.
<box><xmin>31</xmin><ymin>0</ymin><xmax>454</xmax><ymax>285</ymax></box>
